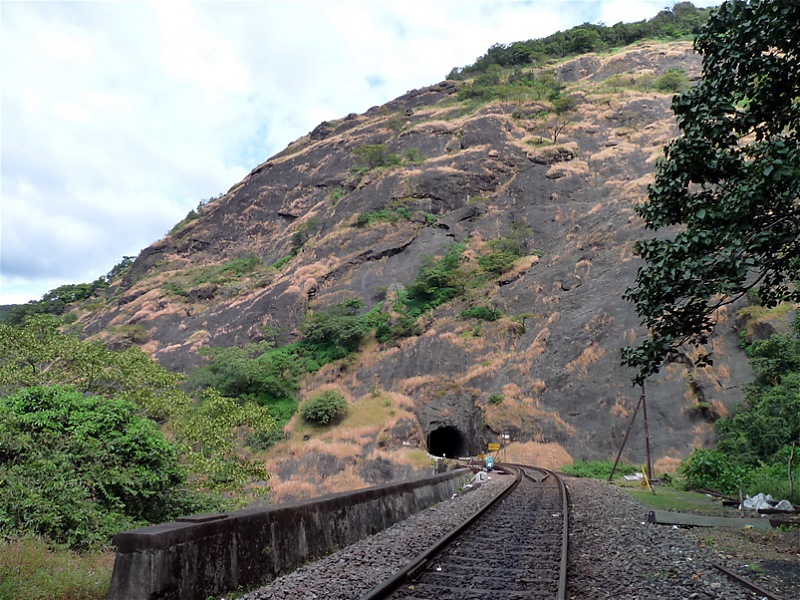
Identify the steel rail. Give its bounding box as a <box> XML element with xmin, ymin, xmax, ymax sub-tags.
<box><xmin>711</xmin><ymin>563</ymin><xmax>785</xmax><ymax>600</ymax></box>
<box><xmin>359</xmin><ymin>463</ymin><xmax>570</xmax><ymax>600</ymax></box>
<box><xmin>512</xmin><ymin>464</ymin><xmax>570</xmax><ymax>600</ymax></box>
<box><xmin>358</xmin><ymin>465</ymin><xmax>523</xmax><ymax>600</ymax></box>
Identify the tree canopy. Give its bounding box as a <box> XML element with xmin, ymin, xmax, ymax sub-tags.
<box><xmin>0</xmin><ymin>385</ymin><xmax>191</xmax><ymax>549</ymax></box>
<box><xmin>0</xmin><ymin>315</ymin><xmax>276</xmax><ymax>549</ymax></box>
<box><xmin>623</xmin><ymin>0</ymin><xmax>800</xmax><ymax>384</ymax></box>
<box><xmin>447</xmin><ymin>2</ymin><xmax>711</xmax><ymax>80</ymax></box>
<box><xmin>0</xmin><ymin>314</ymin><xmax>189</xmax><ymax>422</ymax></box>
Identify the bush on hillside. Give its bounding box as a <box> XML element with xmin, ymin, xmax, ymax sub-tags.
<box><xmin>301</xmin><ymin>390</ymin><xmax>349</xmax><ymax>425</ymax></box>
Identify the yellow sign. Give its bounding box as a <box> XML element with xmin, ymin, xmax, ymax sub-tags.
<box><xmin>488</xmin><ymin>443</ymin><xmax>501</xmax><ymax>451</ymax></box>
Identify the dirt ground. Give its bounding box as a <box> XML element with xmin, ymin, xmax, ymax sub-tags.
<box><xmin>686</xmin><ymin>514</ymin><xmax>800</xmax><ymax>598</ymax></box>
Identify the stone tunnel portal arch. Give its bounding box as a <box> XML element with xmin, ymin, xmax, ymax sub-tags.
<box><xmin>427</xmin><ymin>426</ymin><xmax>467</xmax><ymax>459</ymax></box>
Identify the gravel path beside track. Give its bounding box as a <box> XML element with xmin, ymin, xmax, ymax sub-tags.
<box><xmin>241</xmin><ymin>474</ymin><xmax>773</xmax><ymax>600</ymax></box>
<box><xmin>566</xmin><ymin>476</ymin><xmax>762</xmax><ymax>599</ymax></box>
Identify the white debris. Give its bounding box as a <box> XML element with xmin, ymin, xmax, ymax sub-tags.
<box><xmin>741</xmin><ymin>493</ymin><xmax>774</xmax><ymax>511</ymax></box>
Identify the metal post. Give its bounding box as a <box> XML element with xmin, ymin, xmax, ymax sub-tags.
<box><xmin>608</xmin><ymin>393</ymin><xmax>643</xmax><ymax>482</ymax></box>
<box><xmin>641</xmin><ymin>382</ymin><xmax>654</xmax><ymax>493</ymax></box>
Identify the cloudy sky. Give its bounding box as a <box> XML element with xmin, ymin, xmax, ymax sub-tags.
<box><xmin>0</xmin><ymin>0</ymin><xmax>715</xmax><ymax>304</ymax></box>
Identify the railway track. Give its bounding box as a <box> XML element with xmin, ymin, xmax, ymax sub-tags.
<box><xmin>360</xmin><ymin>464</ymin><xmax>569</xmax><ymax>600</ymax></box>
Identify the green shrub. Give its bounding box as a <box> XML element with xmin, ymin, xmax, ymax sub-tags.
<box><xmin>404</xmin><ymin>243</ymin><xmax>467</xmax><ymax>313</ymax></box>
<box><xmin>654</xmin><ymin>68</ymin><xmax>690</xmax><ymax>93</ymax></box>
<box><xmin>271</xmin><ymin>253</ymin><xmax>296</xmax><ymax>270</ymax></box>
<box><xmin>301</xmin><ymin>390</ymin><xmax>349</xmax><ymax>425</ymax></box>
<box><xmin>220</xmin><ymin>255</ymin><xmax>260</xmax><ymax>276</ymax></box>
<box><xmin>461</xmin><ymin>306</ymin><xmax>500</xmax><ymax>321</ymax></box>
<box><xmin>291</xmin><ymin>218</ymin><xmax>321</xmax><ymax>252</ymax></box>
<box><xmin>404</xmin><ymin>148</ymin><xmax>426</xmax><ymax>164</ymax></box>
<box><xmin>330</xmin><ymin>187</ymin><xmax>345</xmax><ymax>203</ymax></box>
<box><xmin>352</xmin><ymin>144</ymin><xmax>401</xmax><ymax>170</ymax></box>
<box><xmin>354</xmin><ymin>207</ymin><xmax>414</xmax><ymax>228</ymax></box>
<box><xmin>488</xmin><ymin>393</ymin><xmax>504</xmax><ymax>405</ymax></box>
<box><xmin>561</xmin><ymin>460</ymin><xmax>639</xmax><ymax>479</ymax></box>
<box><xmin>249</xmin><ymin>427</ymin><xmax>286</xmax><ymax>451</ymax></box>
<box><xmin>300</xmin><ymin>299</ymin><xmax>376</xmax><ymax>361</ymax></box>
<box><xmin>680</xmin><ymin>448</ymin><xmax>747</xmax><ymax>493</ymax></box>
<box><xmin>477</xmin><ymin>251</ymin><xmax>519</xmax><ymax>275</ymax></box>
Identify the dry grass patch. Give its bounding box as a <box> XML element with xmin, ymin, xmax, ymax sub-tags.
<box><xmin>711</xmin><ymin>399</ymin><xmax>730</xmax><ymax>420</ymax></box>
<box><xmin>397</xmin><ymin>375</ymin><xmax>440</xmax><ymax>394</ymax></box>
<box><xmin>454</xmin><ymin>362</ymin><xmax>499</xmax><ymax>386</ymax></box>
<box><xmin>268</xmin><ymin>477</ymin><xmax>319</xmax><ymax>504</ymax></box>
<box><xmin>654</xmin><ymin>455</ymin><xmax>683</xmax><ymax>475</ymax></box>
<box><xmin>502</xmin><ymin>442</ymin><xmax>573</xmax><ymax>471</ymax></box>
<box><xmin>565</xmin><ymin>342</ymin><xmax>606</xmax><ymax>377</ymax></box>
<box><xmin>610</xmin><ymin>396</ymin><xmax>632</xmax><ymax>418</ymax></box>
<box><xmin>322</xmin><ymin>465</ymin><xmax>369</xmax><ymax>494</ymax></box>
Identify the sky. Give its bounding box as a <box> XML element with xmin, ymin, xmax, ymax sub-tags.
<box><xmin>0</xmin><ymin>0</ymin><xmax>716</xmax><ymax>305</ymax></box>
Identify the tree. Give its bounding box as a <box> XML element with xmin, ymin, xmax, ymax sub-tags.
<box><xmin>300</xmin><ymin>299</ymin><xmax>373</xmax><ymax>360</ymax></box>
<box><xmin>0</xmin><ymin>386</ymin><xmax>194</xmax><ymax>550</ymax></box>
<box><xmin>0</xmin><ymin>315</ymin><xmax>190</xmax><ymax>421</ymax></box>
<box><xmin>622</xmin><ymin>0</ymin><xmax>800</xmax><ymax>384</ymax></box>
<box><xmin>569</xmin><ymin>27</ymin><xmax>604</xmax><ymax>54</ymax></box>
<box><xmin>188</xmin><ymin>340</ymin><xmax>301</xmax><ymax>403</ymax></box>
<box><xmin>300</xmin><ymin>390</ymin><xmax>349</xmax><ymax>425</ymax></box>
<box><xmin>0</xmin><ymin>315</ymin><xmax>278</xmax><ymax>506</ymax></box>
<box><xmin>172</xmin><ymin>388</ymin><xmax>274</xmax><ymax>496</ymax></box>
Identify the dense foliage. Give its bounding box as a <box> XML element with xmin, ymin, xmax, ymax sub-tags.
<box><xmin>0</xmin><ymin>386</ymin><xmax>193</xmax><ymax>550</ymax></box>
<box><xmin>0</xmin><ymin>315</ymin><xmax>189</xmax><ymax>422</ymax></box>
<box><xmin>188</xmin><ymin>300</ymin><xmax>382</xmax><ymax>433</ymax></box>
<box><xmin>448</xmin><ymin>2</ymin><xmax>711</xmax><ymax>80</ymax></box>
<box><xmin>681</xmin><ymin>314</ymin><xmax>800</xmax><ymax>500</ymax></box>
<box><xmin>0</xmin><ymin>316</ymin><xmax>277</xmax><ymax>550</ymax></box>
<box><xmin>173</xmin><ymin>389</ymin><xmax>273</xmax><ymax>494</ymax></box>
<box><xmin>561</xmin><ymin>460</ymin><xmax>640</xmax><ymax>479</ymax></box>
<box><xmin>189</xmin><ymin>341</ymin><xmax>302</xmax><ymax>405</ymax></box>
<box><xmin>623</xmin><ymin>0</ymin><xmax>800</xmax><ymax>384</ymax></box>
<box><xmin>300</xmin><ymin>390</ymin><xmax>349</xmax><ymax>425</ymax></box>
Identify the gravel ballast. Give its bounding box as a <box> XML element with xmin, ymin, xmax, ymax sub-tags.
<box><xmin>240</xmin><ymin>472</ymin><xmax>515</xmax><ymax>600</ymax></box>
<box><xmin>240</xmin><ymin>474</ymin><xmax>772</xmax><ymax>599</ymax></box>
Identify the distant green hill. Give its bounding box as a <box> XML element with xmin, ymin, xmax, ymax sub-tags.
<box><xmin>448</xmin><ymin>1</ymin><xmax>712</xmax><ymax>79</ymax></box>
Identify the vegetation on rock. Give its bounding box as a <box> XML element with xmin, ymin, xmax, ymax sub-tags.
<box><xmin>0</xmin><ymin>257</ymin><xmax>133</xmax><ymax>326</ymax></box>
<box><xmin>681</xmin><ymin>314</ymin><xmax>800</xmax><ymax>501</ymax></box>
<box><xmin>623</xmin><ymin>0</ymin><xmax>800</xmax><ymax>384</ymax></box>
<box><xmin>301</xmin><ymin>390</ymin><xmax>349</xmax><ymax>425</ymax></box>
<box><xmin>447</xmin><ymin>2</ymin><xmax>711</xmax><ymax>80</ymax></box>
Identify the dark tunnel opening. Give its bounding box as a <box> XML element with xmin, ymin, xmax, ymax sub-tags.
<box><xmin>427</xmin><ymin>426</ymin><xmax>467</xmax><ymax>459</ymax></box>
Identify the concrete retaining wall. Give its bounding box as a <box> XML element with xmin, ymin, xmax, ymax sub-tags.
<box><xmin>107</xmin><ymin>468</ymin><xmax>471</xmax><ymax>600</ymax></box>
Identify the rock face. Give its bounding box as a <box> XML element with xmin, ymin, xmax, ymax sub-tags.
<box><xmin>74</xmin><ymin>41</ymin><xmax>753</xmax><ymax>492</ymax></box>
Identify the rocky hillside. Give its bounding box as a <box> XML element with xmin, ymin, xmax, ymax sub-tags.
<box><xmin>73</xmin><ymin>40</ymin><xmax>759</xmax><ymax>500</ymax></box>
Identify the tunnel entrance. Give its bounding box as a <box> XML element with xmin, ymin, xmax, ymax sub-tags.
<box><xmin>427</xmin><ymin>426</ymin><xmax>467</xmax><ymax>459</ymax></box>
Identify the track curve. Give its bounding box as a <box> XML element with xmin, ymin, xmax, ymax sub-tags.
<box><xmin>360</xmin><ymin>464</ymin><xmax>569</xmax><ymax>600</ymax></box>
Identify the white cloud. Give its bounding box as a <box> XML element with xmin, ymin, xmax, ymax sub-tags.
<box><xmin>1</xmin><ymin>1</ymin><xmax>709</xmax><ymax>304</ymax></box>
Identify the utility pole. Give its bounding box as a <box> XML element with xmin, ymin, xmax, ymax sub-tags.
<box><xmin>608</xmin><ymin>393</ymin><xmax>643</xmax><ymax>482</ymax></box>
<box><xmin>641</xmin><ymin>382</ymin><xmax>654</xmax><ymax>493</ymax></box>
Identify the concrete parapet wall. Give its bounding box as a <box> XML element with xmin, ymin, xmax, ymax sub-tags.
<box><xmin>108</xmin><ymin>468</ymin><xmax>471</xmax><ymax>600</ymax></box>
